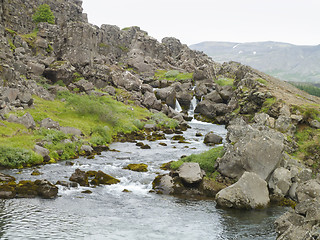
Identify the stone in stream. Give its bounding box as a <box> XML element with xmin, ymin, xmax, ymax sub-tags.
<box><xmin>177</xmin><ymin>162</ymin><xmax>204</xmax><ymax>184</ymax></box>
<box><xmin>69</xmin><ymin>169</ymin><xmax>89</xmax><ymax>186</ymax></box>
<box><xmin>124</xmin><ymin>164</ymin><xmax>148</xmax><ymax>172</ymax></box>
<box><xmin>69</xmin><ymin>169</ymin><xmax>120</xmax><ymax>186</ymax></box>
<box><xmin>203</xmin><ymin>132</ymin><xmax>222</xmax><ymax>146</ymax></box>
<box><xmin>216</xmin><ymin>172</ymin><xmax>270</xmax><ymax>209</ymax></box>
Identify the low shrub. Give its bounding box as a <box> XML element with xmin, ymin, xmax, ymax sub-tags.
<box><xmin>0</xmin><ymin>146</ymin><xmax>43</xmax><ymax>168</ymax></box>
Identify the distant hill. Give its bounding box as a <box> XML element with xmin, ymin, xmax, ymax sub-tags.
<box><xmin>190</xmin><ymin>41</ymin><xmax>320</xmax><ymax>83</ymax></box>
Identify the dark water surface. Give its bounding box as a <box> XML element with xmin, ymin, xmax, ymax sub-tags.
<box><xmin>0</xmin><ymin>120</ymin><xmax>286</xmax><ymax>239</ymax></box>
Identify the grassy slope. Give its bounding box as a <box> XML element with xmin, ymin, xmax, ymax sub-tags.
<box><xmin>0</xmin><ymin>91</ymin><xmax>178</xmax><ymax>168</ymax></box>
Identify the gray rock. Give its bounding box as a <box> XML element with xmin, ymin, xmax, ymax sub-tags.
<box><xmin>34</xmin><ymin>145</ymin><xmax>50</xmax><ymax>162</ymax></box>
<box><xmin>3</xmin><ymin>88</ymin><xmax>19</xmax><ymax>103</ymax></box>
<box><xmin>80</xmin><ymin>145</ymin><xmax>93</xmax><ymax>154</ymax></box>
<box><xmin>40</xmin><ymin>118</ymin><xmax>60</xmax><ymax>130</ymax></box>
<box><xmin>310</xmin><ymin>119</ymin><xmax>320</xmax><ymax>129</ymax></box>
<box><xmin>217</xmin><ymin>120</ymin><xmax>284</xmax><ymax>180</ymax></box>
<box><xmin>204</xmin><ymin>90</ymin><xmax>223</xmax><ymax>103</ymax></box>
<box><xmin>35</xmin><ymin>180</ymin><xmax>58</xmax><ymax>199</ymax></box>
<box><xmin>203</xmin><ymin>132</ymin><xmax>223</xmax><ymax>145</ymax></box>
<box><xmin>27</xmin><ymin>62</ymin><xmax>46</xmax><ymax>76</ymax></box>
<box><xmin>216</xmin><ymin>172</ymin><xmax>270</xmax><ymax>209</ymax></box>
<box><xmin>296</xmin><ymin>179</ymin><xmax>320</xmax><ymax>203</ymax></box>
<box><xmin>268</xmin><ymin>167</ymin><xmax>292</xmax><ymax>197</ymax></box>
<box><xmin>17</xmin><ymin>91</ymin><xmax>32</xmax><ymax>105</ymax></box>
<box><xmin>152</xmin><ymin>175</ymin><xmax>175</xmax><ymax>195</ymax></box>
<box><xmin>177</xmin><ymin>162</ymin><xmax>204</xmax><ymax>184</ymax></box>
<box><xmin>60</xmin><ymin>126</ymin><xmax>82</xmax><ymax>136</ymax></box>
<box><xmin>74</xmin><ymin>79</ymin><xmax>95</xmax><ymax>93</ymax></box>
<box><xmin>7</xmin><ymin>112</ymin><xmax>36</xmax><ymax>129</ymax></box>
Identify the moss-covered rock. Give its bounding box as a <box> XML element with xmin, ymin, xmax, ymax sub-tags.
<box><xmin>69</xmin><ymin>168</ymin><xmax>89</xmax><ymax>186</ymax></box>
<box><xmin>124</xmin><ymin>163</ymin><xmax>148</xmax><ymax>172</ymax></box>
<box><xmin>87</xmin><ymin>170</ymin><xmax>120</xmax><ymax>185</ymax></box>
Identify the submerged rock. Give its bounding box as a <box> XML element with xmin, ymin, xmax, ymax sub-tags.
<box><xmin>216</xmin><ymin>172</ymin><xmax>270</xmax><ymax>209</ymax></box>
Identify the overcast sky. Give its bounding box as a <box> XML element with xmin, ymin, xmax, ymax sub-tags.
<box><xmin>82</xmin><ymin>0</ymin><xmax>320</xmax><ymax>46</ymax></box>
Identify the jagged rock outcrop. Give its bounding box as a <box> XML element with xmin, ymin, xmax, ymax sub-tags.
<box><xmin>216</xmin><ymin>117</ymin><xmax>285</xmax><ymax>180</ymax></box>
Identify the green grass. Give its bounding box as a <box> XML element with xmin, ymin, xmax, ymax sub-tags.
<box><xmin>216</xmin><ymin>77</ymin><xmax>234</xmax><ymax>86</ymax></box>
<box><xmin>154</xmin><ymin>70</ymin><xmax>193</xmax><ymax>82</ymax></box>
<box><xmin>0</xmin><ymin>91</ymin><xmax>179</xmax><ymax>166</ymax></box>
<box><xmin>256</xmin><ymin>78</ymin><xmax>268</xmax><ymax>85</ymax></box>
<box><xmin>170</xmin><ymin>146</ymin><xmax>225</xmax><ymax>174</ymax></box>
<box><xmin>0</xmin><ymin>146</ymin><xmax>43</xmax><ymax>168</ymax></box>
<box><xmin>260</xmin><ymin>97</ymin><xmax>277</xmax><ymax>113</ymax></box>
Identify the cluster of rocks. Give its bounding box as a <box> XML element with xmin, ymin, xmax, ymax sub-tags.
<box><xmin>0</xmin><ymin>172</ymin><xmax>58</xmax><ymax>199</ymax></box>
<box><xmin>68</xmin><ymin>168</ymin><xmax>120</xmax><ymax>187</ymax></box>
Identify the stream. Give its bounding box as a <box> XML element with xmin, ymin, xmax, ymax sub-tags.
<box><xmin>0</xmin><ymin>119</ymin><xmax>286</xmax><ymax>239</ymax></box>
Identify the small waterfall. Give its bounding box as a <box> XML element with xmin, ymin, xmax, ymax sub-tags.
<box><xmin>175</xmin><ymin>99</ymin><xmax>182</xmax><ymax>112</ymax></box>
<box><xmin>188</xmin><ymin>96</ymin><xmax>198</xmax><ymax>118</ymax></box>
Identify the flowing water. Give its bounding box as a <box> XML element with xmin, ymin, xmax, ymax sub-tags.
<box><xmin>0</xmin><ymin>120</ymin><xmax>286</xmax><ymax>239</ymax></box>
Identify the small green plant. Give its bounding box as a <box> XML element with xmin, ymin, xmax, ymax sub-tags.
<box><xmin>260</xmin><ymin>97</ymin><xmax>277</xmax><ymax>113</ymax></box>
<box><xmin>72</xmin><ymin>72</ymin><xmax>83</xmax><ymax>82</ymax></box>
<box><xmin>256</xmin><ymin>78</ymin><xmax>268</xmax><ymax>85</ymax></box>
<box><xmin>0</xmin><ymin>146</ymin><xmax>43</xmax><ymax>168</ymax></box>
<box><xmin>55</xmin><ymin>80</ymin><xmax>66</xmax><ymax>87</ymax></box>
<box><xmin>8</xmin><ymin>39</ymin><xmax>16</xmax><ymax>52</ymax></box>
<box><xmin>46</xmin><ymin>44</ymin><xmax>53</xmax><ymax>53</ymax></box>
<box><xmin>216</xmin><ymin>77</ymin><xmax>234</xmax><ymax>86</ymax></box>
<box><xmin>36</xmin><ymin>128</ymin><xmax>68</xmax><ymax>144</ymax></box>
<box><xmin>117</xmin><ymin>45</ymin><xmax>129</xmax><ymax>52</ymax></box>
<box><xmin>165</xmin><ymin>70</ymin><xmax>179</xmax><ymax>78</ymax></box>
<box><xmin>32</xmin><ymin>4</ymin><xmax>55</xmax><ymax>24</ymax></box>
<box><xmin>5</xmin><ymin>28</ymin><xmax>17</xmax><ymax>35</ymax></box>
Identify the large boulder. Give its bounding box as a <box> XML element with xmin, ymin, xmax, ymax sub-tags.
<box><xmin>177</xmin><ymin>162</ymin><xmax>204</xmax><ymax>184</ymax></box>
<box><xmin>216</xmin><ymin>172</ymin><xmax>270</xmax><ymax>209</ymax></box>
<box><xmin>35</xmin><ymin>180</ymin><xmax>59</xmax><ymax>199</ymax></box>
<box><xmin>40</xmin><ymin>118</ymin><xmax>60</xmax><ymax>130</ymax></box>
<box><xmin>296</xmin><ymin>179</ymin><xmax>320</xmax><ymax>203</ymax></box>
<box><xmin>69</xmin><ymin>169</ymin><xmax>89</xmax><ymax>186</ymax></box>
<box><xmin>216</xmin><ymin>118</ymin><xmax>284</xmax><ymax>180</ymax></box>
<box><xmin>7</xmin><ymin>112</ymin><xmax>36</xmax><ymax>129</ymax></box>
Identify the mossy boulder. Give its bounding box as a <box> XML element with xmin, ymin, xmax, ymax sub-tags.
<box><xmin>124</xmin><ymin>163</ymin><xmax>148</xmax><ymax>172</ymax></box>
<box><xmin>16</xmin><ymin>180</ymin><xmax>38</xmax><ymax>198</ymax></box>
<box><xmin>34</xmin><ymin>179</ymin><xmax>58</xmax><ymax>199</ymax></box>
<box><xmin>69</xmin><ymin>168</ymin><xmax>89</xmax><ymax>186</ymax></box>
<box><xmin>87</xmin><ymin>170</ymin><xmax>120</xmax><ymax>185</ymax></box>
<box><xmin>172</xmin><ymin>135</ymin><xmax>185</xmax><ymax>141</ymax></box>
<box><xmin>140</xmin><ymin>144</ymin><xmax>151</xmax><ymax>149</ymax></box>
<box><xmin>0</xmin><ymin>181</ymin><xmax>16</xmax><ymax>199</ymax></box>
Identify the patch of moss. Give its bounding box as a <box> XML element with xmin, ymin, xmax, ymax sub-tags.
<box><xmin>124</xmin><ymin>163</ymin><xmax>148</xmax><ymax>172</ymax></box>
<box><xmin>8</xmin><ymin>38</ymin><xmax>16</xmax><ymax>52</ymax></box>
<box><xmin>216</xmin><ymin>77</ymin><xmax>234</xmax><ymax>86</ymax></box>
<box><xmin>98</xmin><ymin>43</ymin><xmax>110</xmax><ymax>48</ymax></box>
<box><xmin>256</xmin><ymin>78</ymin><xmax>268</xmax><ymax>85</ymax></box>
<box><xmin>260</xmin><ymin>97</ymin><xmax>277</xmax><ymax>113</ymax></box>
<box><xmin>154</xmin><ymin>69</ymin><xmax>193</xmax><ymax>82</ymax></box>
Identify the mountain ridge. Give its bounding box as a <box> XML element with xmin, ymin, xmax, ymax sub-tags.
<box><xmin>190</xmin><ymin>41</ymin><xmax>320</xmax><ymax>83</ymax></box>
